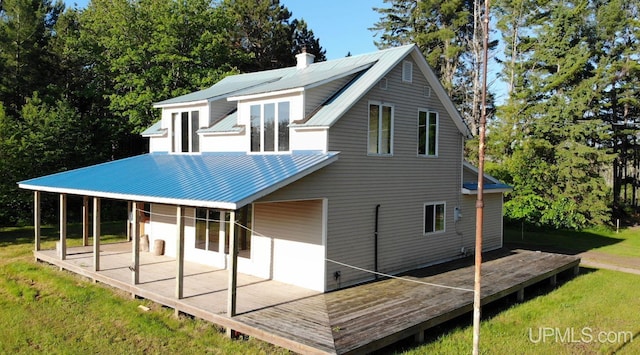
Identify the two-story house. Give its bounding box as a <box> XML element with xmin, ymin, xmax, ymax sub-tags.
<box><xmin>19</xmin><ymin>44</ymin><xmax>509</xmax><ymax>292</ymax></box>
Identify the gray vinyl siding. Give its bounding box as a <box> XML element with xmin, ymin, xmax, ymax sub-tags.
<box><xmin>254</xmin><ymin>200</ymin><xmax>323</xmax><ymax>245</ymax></box>
<box><xmin>259</xmin><ymin>56</ymin><xmax>503</xmax><ymax>291</ymax></box>
<box><xmin>458</xmin><ymin>194</ymin><xmax>504</xmax><ymax>252</ymax></box>
<box><xmin>254</xmin><ymin>200</ymin><xmax>325</xmax><ymax>290</ymax></box>
<box><xmin>209</xmin><ymin>99</ymin><xmax>237</xmax><ymax>126</ymax></box>
<box><xmin>304</xmin><ymin>75</ymin><xmax>357</xmax><ymax>117</ymax></box>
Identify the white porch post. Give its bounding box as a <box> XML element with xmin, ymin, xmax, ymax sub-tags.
<box><xmin>34</xmin><ymin>191</ymin><xmax>41</xmax><ymax>252</ymax></box>
<box><xmin>176</xmin><ymin>206</ymin><xmax>185</xmax><ymax>299</ymax></box>
<box><xmin>59</xmin><ymin>194</ymin><xmax>67</xmax><ymax>260</ymax></box>
<box><xmin>82</xmin><ymin>196</ymin><xmax>89</xmax><ymax>246</ymax></box>
<box><xmin>227</xmin><ymin>210</ymin><xmax>238</xmax><ymax>318</ymax></box>
<box><xmin>131</xmin><ymin>201</ymin><xmax>139</xmax><ymax>285</ymax></box>
<box><xmin>219</xmin><ymin>211</ymin><xmax>226</xmax><ymax>258</ymax></box>
<box><xmin>127</xmin><ymin>201</ymin><xmax>132</xmax><ymax>241</ymax></box>
<box><xmin>93</xmin><ymin>197</ymin><xmax>101</xmax><ymax>271</ymax></box>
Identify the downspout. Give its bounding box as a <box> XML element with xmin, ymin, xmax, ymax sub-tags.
<box><xmin>375</xmin><ymin>204</ymin><xmax>380</xmax><ymax>279</ymax></box>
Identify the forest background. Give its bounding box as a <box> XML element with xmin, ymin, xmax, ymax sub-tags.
<box><xmin>1</xmin><ymin>0</ymin><xmax>638</xmax><ymax>230</ymax></box>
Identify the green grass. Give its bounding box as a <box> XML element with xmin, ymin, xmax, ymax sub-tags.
<box><xmin>1</xmin><ymin>224</ymin><xmax>638</xmax><ymax>354</ymax></box>
<box><xmin>393</xmin><ymin>226</ymin><xmax>640</xmax><ymax>354</ymax></box>
<box><xmin>504</xmin><ymin>225</ymin><xmax>640</xmax><ymax>257</ymax></box>
<box><xmin>401</xmin><ymin>269</ymin><xmax>640</xmax><ymax>354</ymax></box>
<box><xmin>0</xmin><ymin>223</ymin><xmax>289</xmax><ymax>354</ymax></box>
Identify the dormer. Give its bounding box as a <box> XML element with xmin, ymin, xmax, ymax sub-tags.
<box><xmin>145</xmin><ymin>45</ymin><xmax>471</xmax><ymax>156</ymax></box>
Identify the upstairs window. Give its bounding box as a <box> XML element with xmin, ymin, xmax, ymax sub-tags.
<box><xmin>418</xmin><ymin>109</ymin><xmax>438</xmax><ymax>156</ymax></box>
<box><xmin>250</xmin><ymin>101</ymin><xmax>290</xmax><ymax>152</ymax></box>
<box><xmin>368</xmin><ymin>102</ymin><xmax>393</xmax><ymax>155</ymax></box>
<box><xmin>171</xmin><ymin>110</ymin><xmax>199</xmax><ymax>153</ymax></box>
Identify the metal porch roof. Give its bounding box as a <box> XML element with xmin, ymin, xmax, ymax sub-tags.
<box><xmin>462</xmin><ymin>182</ymin><xmax>513</xmax><ymax>195</ymax></box>
<box><xmin>19</xmin><ymin>152</ymin><xmax>338</xmax><ymax>209</ymax></box>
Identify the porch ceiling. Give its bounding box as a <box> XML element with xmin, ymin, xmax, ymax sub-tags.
<box><xmin>18</xmin><ymin>152</ymin><xmax>338</xmax><ymax>209</ymax></box>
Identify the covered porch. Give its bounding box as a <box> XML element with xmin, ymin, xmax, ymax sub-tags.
<box><xmin>19</xmin><ymin>152</ymin><xmax>339</xmax><ymax>323</ymax></box>
<box><xmin>34</xmin><ymin>242</ymin><xmax>319</xmax><ymax>318</ymax></box>
<box><xmin>34</xmin><ymin>242</ymin><xmax>581</xmax><ymax>354</ymax></box>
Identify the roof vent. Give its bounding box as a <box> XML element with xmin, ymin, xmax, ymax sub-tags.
<box><xmin>296</xmin><ymin>47</ymin><xmax>315</xmax><ymax>70</ymax></box>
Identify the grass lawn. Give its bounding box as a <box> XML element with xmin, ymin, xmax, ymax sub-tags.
<box><xmin>0</xmin><ymin>223</ymin><xmax>289</xmax><ymax>354</ymax></box>
<box><xmin>504</xmin><ymin>225</ymin><xmax>640</xmax><ymax>258</ymax></box>
<box><xmin>397</xmin><ymin>226</ymin><xmax>640</xmax><ymax>354</ymax></box>
<box><xmin>401</xmin><ymin>268</ymin><xmax>640</xmax><ymax>354</ymax></box>
<box><xmin>1</xmin><ymin>224</ymin><xmax>638</xmax><ymax>354</ymax></box>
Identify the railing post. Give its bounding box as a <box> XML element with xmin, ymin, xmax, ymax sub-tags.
<box><xmin>93</xmin><ymin>197</ymin><xmax>101</xmax><ymax>272</ymax></box>
<box><xmin>34</xmin><ymin>191</ymin><xmax>41</xmax><ymax>252</ymax></box>
<box><xmin>59</xmin><ymin>194</ymin><xmax>67</xmax><ymax>260</ymax></box>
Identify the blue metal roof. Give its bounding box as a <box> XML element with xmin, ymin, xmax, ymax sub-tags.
<box><xmin>19</xmin><ymin>152</ymin><xmax>338</xmax><ymax>209</ymax></box>
<box><xmin>462</xmin><ymin>182</ymin><xmax>513</xmax><ymax>195</ymax></box>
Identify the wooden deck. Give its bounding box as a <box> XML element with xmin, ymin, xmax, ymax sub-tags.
<box><xmin>35</xmin><ymin>245</ymin><xmax>580</xmax><ymax>354</ymax></box>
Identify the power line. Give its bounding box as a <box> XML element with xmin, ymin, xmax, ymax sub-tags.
<box><xmin>135</xmin><ymin>207</ymin><xmax>474</xmax><ymax>292</ymax></box>
<box><xmin>327</xmin><ymin>258</ymin><xmax>473</xmax><ymax>292</ymax></box>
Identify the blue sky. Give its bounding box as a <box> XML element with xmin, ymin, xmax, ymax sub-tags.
<box><xmin>285</xmin><ymin>0</ymin><xmax>386</xmax><ymax>59</ymax></box>
<box><xmin>64</xmin><ymin>0</ymin><xmax>386</xmax><ymax>60</ymax></box>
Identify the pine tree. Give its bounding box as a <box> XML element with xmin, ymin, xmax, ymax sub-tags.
<box><xmin>291</xmin><ymin>19</ymin><xmax>327</xmax><ymax>62</ymax></box>
<box><xmin>490</xmin><ymin>0</ymin><xmax>619</xmax><ymax>228</ymax></box>
<box><xmin>0</xmin><ymin>0</ymin><xmax>63</xmax><ymax>115</ymax></box>
<box><xmin>593</xmin><ymin>0</ymin><xmax>640</xmax><ymax>214</ymax></box>
<box><xmin>371</xmin><ymin>0</ymin><xmax>494</xmax><ymax>135</ymax></box>
<box><xmin>221</xmin><ymin>0</ymin><xmax>326</xmax><ymax>71</ymax></box>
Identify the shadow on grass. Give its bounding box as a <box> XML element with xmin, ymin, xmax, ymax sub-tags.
<box><xmin>0</xmin><ymin>221</ymin><xmax>127</xmax><ymax>248</ymax></box>
<box><xmin>503</xmin><ymin>226</ymin><xmax>624</xmax><ymax>255</ymax></box>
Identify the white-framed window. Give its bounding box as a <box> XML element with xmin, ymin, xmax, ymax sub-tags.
<box><xmin>195</xmin><ymin>205</ymin><xmax>252</xmax><ymax>257</ymax></box>
<box><xmin>424</xmin><ymin>202</ymin><xmax>445</xmax><ymax>235</ymax></box>
<box><xmin>418</xmin><ymin>109</ymin><xmax>438</xmax><ymax>156</ymax></box>
<box><xmin>402</xmin><ymin>60</ymin><xmax>413</xmax><ymax>83</ymax></box>
<box><xmin>195</xmin><ymin>209</ymin><xmax>225</xmax><ymax>252</ymax></box>
<box><xmin>250</xmin><ymin>101</ymin><xmax>290</xmax><ymax>152</ymax></box>
<box><xmin>171</xmin><ymin>110</ymin><xmax>199</xmax><ymax>153</ymax></box>
<box><xmin>368</xmin><ymin>101</ymin><xmax>394</xmax><ymax>155</ymax></box>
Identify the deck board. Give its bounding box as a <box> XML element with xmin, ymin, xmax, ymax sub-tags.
<box><xmin>35</xmin><ymin>245</ymin><xmax>579</xmax><ymax>354</ymax></box>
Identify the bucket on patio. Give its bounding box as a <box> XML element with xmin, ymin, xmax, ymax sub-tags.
<box><xmin>140</xmin><ymin>234</ymin><xmax>149</xmax><ymax>252</ymax></box>
<box><xmin>153</xmin><ymin>239</ymin><xmax>165</xmax><ymax>256</ymax></box>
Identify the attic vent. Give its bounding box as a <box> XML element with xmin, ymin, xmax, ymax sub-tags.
<box><xmin>379</xmin><ymin>78</ymin><xmax>388</xmax><ymax>90</ymax></box>
<box><xmin>402</xmin><ymin>60</ymin><xmax>413</xmax><ymax>83</ymax></box>
<box><xmin>423</xmin><ymin>85</ymin><xmax>431</xmax><ymax>97</ymax></box>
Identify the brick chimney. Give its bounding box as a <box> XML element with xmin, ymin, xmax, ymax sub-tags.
<box><xmin>296</xmin><ymin>46</ymin><xmax>315</xmax><ymax>69</ymax></box>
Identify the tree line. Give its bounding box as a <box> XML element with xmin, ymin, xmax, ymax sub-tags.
<box><xmin>373</xmin><ymin>0</ymin><xmax>640</xmax><ymax>229</ymax></box>
<box><xmin>2</xmin><ymin>0</ymin><xmax>638</xmax><ymax>230</ymax></box>
<box><xmin>0</xmin><ymin>0</ymin><xmax>325</xmax><ymax>225</ymax></box>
